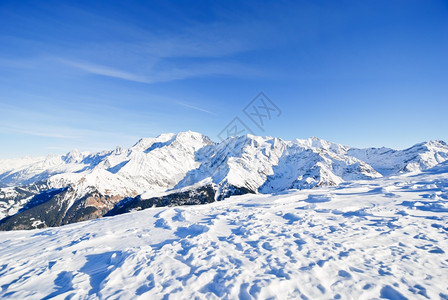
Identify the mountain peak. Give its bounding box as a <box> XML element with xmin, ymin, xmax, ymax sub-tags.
<box><xmin>131</xmin><ymin>133</ymin><xmax>176</xmax><ymax>152</ymax></box>
<box><xmin>425</xmin><ymin>140</ymin><xmax>447</xmax><ymax>148</ymax></box>
<box><xmin>174</xmin><ymin>131</ymin><xmax>213</xmax><ymax>143</ymax></box>
<box><xmin>63</xmin><ymin>149</ymin><xmax>86</xmax><ymax>164</ymax></box>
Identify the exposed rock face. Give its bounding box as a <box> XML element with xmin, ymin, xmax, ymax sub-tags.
<box><xmin>106</xmin><ymin>185</ymin><xmax>218</xmax><ymax>217</ymax></box>
<box><xmin>0</xmin><ymin>185</ymin><xmax>137</xmax><ymax>230</ymax></box>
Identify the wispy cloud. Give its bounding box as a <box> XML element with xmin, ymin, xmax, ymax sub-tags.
<box><xmin>176</xmin><ymin>101</ymin><xmax>216</xmax><ymax>115</ymax></box>
<box><xmin>59</xmin><ymin>59</ymin><xmax>151</xmax><ymax>83</ymax></box>
<box><xmin>1</xmin><ymin>5</ymin><xmax>269</xmax><ymax>85</ymax></box>
<box><xmin>41</xmin><ymin>6</ymin><xmax>269</xmax><ymax>84</ymax></box>
<box><xmin>58</xmin><ymin>58</ymin><xmax>261</xmax><ymax>84</ymax></box>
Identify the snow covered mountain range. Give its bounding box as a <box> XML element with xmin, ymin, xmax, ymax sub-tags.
<box><xmin>1</xmin><ymin>131</ymin><xmax>447</xmax><ymax>230</ymax></box>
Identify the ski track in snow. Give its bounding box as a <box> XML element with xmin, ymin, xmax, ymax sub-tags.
<box><xmin>1</xmin><ymin>172</ymin><xmax>448</xmax><ymax>299</ymax></box>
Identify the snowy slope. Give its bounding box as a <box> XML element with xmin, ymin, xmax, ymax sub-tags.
<box><xmin>0</xmin><ymin>132</ymin><xmax>215</xmax><ymax>226</ymax></box>
<box><xmin>175</xmin><ymin>135</ymin><xmax>381</xmax><ymax>194</ymax></box>
<box><xmin>0</xmin><ymin>131</ymin><xmax>213</xmax><ymax>194</ymax></box>
<box><xmin>348</xmin><ymin>140</ymin><xmax>448</xmax><ymax>175</ymax></box>
<box><xmin>0</xmin><ymin>153</ymin><xmax>85</xmax><ymax>188</ymax></box>
<box><xmin>1</xmin><ymin>132</ymin><xmax>448</xmax><ymax>230</ymax></box>
<box><xmin>0</xmin><ymin>162</ymin><xmax>447</xmax><ymax>299</ymax></box>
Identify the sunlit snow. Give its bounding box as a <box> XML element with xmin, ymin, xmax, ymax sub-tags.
<box><xmin>1</xmin><ymin>163</ymin><xmax>447</xmax><ymax>299</ymax></box>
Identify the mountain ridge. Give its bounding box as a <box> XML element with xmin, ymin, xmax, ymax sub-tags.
<box><xmin>1</xmin><ymin>131</ymin><xmax>447</xmax><ymax>230</ymax></box>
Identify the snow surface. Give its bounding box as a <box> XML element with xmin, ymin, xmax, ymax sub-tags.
<box><xmin>1</xmin><ymin>163</ymin><xmax>447</xmax><ymax>299</ymax></box>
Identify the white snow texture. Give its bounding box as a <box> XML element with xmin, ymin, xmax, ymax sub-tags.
<box><xmin>1</xmin><ymin>132</ymin><xmax>448</xmax><ymax>299</ymax></box>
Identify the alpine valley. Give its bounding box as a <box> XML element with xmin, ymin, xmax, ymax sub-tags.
<box><xmin>1</xmin><ymin>131</ymin><xmax>447</xmax><ymax>231</ymax></box>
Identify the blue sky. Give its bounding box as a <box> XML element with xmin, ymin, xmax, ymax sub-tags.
<box><xmin>0</xmin><ymin>0</ymin><xmax>447</xmax><ymax>158</ymax></box>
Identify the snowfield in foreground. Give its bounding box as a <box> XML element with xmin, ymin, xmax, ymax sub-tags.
<box><xmin>1</xmin><ymin>164</ymin><xmax>448</xmax><ymax>299</ymax></box>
